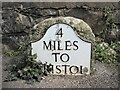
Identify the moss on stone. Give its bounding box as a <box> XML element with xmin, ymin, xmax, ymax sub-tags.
<box><xmin>31</xmin><ymin>17</ymin><xmax>95</xmax><ymax>43</ymax></box>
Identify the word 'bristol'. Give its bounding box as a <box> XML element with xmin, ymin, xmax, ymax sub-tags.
<box><xmin>50</xmin><ymin>64</ymin><xmax>83</xmax><ymax>75</ymax></box>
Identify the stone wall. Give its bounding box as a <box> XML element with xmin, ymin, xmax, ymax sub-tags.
<box><xmin>2</xmin><ymin>2</ymin><xmax>120</xmax><ymax>52</ymax></box>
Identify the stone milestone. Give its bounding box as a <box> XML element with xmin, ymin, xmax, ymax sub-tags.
<box><xmin>31</xmin><ymin>17</ymin><xmax>95</xmax><ymax>75</ymax></box>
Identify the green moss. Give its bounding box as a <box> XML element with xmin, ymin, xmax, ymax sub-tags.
<box><xmin>31</xmin><ymin>17</ymin><xmax>95</xmax><ymax>43</ymax></box>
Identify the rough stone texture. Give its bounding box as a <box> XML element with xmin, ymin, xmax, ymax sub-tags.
<box><xmin>2</xmin><ymin>2</ymin><xmax>119</xmax><ymax>9</ymax></box>
<box><xmin>31</xmin><ymin>17</ymin><xmax>95</xmax><ymax>43</ymax></box>
<box><xmin>2</xmin><ymin>11</ymin><xmax>34</xmax><ymax>34</ymax></box>
<box><xmin>115</xmin><ymin>10</ymin><xmax>120</xmax><ymax>23</ymax></box>
<box><xmin>2</xmin><ymin>35</ymin><xmax>30</xmax><ymax>52</ymax></box>
<box><xmin>2</xmin><ymin>2</ymin><xmax>120</xmax><ymax>36</ymax></box>
<box><xmin>65</xmin><ymin>8</ymin><xmax>104</xmax><ymax>35</ymax></box>
<box><xmin>2</xmin><ymin>2</ymin><xmax>120</xmax><ymax>37</ymax></box>
<box><xmin>37</xmin><ymin>9</ymin><xmax>58</xmax><ymax>16</ymax></box>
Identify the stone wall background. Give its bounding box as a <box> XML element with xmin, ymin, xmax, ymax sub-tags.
<box><xmin>1</xmin><ymin>2</ymin><xmax>120</xmax><ymax>88</ymax></box>
<box><xmin>2</xmin><ymin>2</ymin><xmax>120</xmax><ymax>52</ymax></box>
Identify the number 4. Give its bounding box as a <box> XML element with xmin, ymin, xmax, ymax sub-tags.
<box><xmin>56</xmin><ymin>28</ymin><xmax>63</xmax><ymax>38</ymax></box>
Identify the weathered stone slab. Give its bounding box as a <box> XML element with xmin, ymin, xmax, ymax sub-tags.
<box><xmin>31</xmin><ymin>17</ymin><xmax>95</xmax><ymax>43</ymax></box>
<box><xmin>31</xmin><ymin>17</ymin><xmax>95</xmax><ymax>75</ymax></box>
